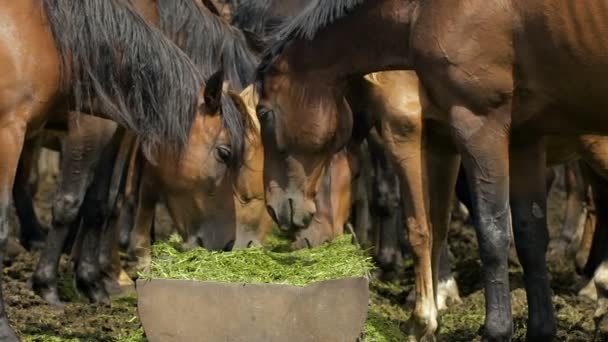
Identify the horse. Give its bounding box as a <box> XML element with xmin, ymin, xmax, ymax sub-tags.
<box><xmin>116</xmin><ymin>0</ymin><xmax>266</xmax><ymax>269</ymax></box>
<box><xmin>28</xmin><ymin>0</ymin><xmax>258</xmax><ymax>306</ymax></box>
<box><xmin>0</xmin><ymin>0</ymin><xmax>246</xmax><ymax>338</ymax></box>
<box><xmin>291</xmin><ymin>148</ymin><xmax>357</xmax><ymax>249</ymax></box>
<box><xmin>129</xmin><ymin>82</ymin><xmax>266</xmax><ymax>271</ymax></box>
<box><xmin>255</xmin><ymin>1</ymin><xmax>608</xmax><ymax>340</ymax></box>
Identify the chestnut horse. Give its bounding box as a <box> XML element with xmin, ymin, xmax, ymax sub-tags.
<box><xmin>255</xmin><ymin>1</ymin><xmax>608</xmax><ymax>340</ymax></box>
<box><xmin>0</xmin><ymin>0</ymin><xmax>246</xmax><ymax>338</ymax></box>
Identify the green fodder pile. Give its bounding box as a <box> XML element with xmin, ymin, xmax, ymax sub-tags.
<box><xmin>141</xmin><ymin>234</ymin><xmax>374</xmax><ymax>286</ymax></box>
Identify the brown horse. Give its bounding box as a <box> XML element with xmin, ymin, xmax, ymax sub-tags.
<box><xmin>28</xmin><ymin>0</ymin><xmax>257</xmax><ymax>306</ymax></box>
<box><xmin>0</xmin><ymin>0</ymin><xmax>246</xmax><ymax>338</ymax></box>
<box><xmin>117</xmin><ymin>0</ymin><xmax>266</xmax><ymax>268</ymax></box>
<box><xmin>129</xmin><ymin>84</ymin><xmax>271</xmax><ymax>270</ymax></box>
<box><xmin>255</xmin><ymin>1</ymin><xmax>608</xmax><ymax>340</ymax></box>
<box><xmin>291</xmin><ymin>148</ymin><xmax>357</xmax><ymax>249</ymax></box>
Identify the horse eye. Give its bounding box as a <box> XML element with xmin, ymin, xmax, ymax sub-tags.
<box><xmin>215</xmin><ymin>145</ymin><xmax>232</xmax><ymax>164</ymax></box>
<box><xmin>257</xmin><ymin>107</ymin><xmax>273</xmax><ymax>121</ymax></box>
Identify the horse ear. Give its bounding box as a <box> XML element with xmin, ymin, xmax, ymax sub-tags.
<box><xmin>242</xmin><ymin>30</ymin><xmax>265</xmax><ymax>56</ymax></box>
<box><xmin>204</xmin><ymin>69</ymin><xmax>225</xmax><ymax>114</ymax></box>
<box><xmin>199</xmin><ymin>0</ymin><xmax>221</xmax><ymax>17</ymax></box>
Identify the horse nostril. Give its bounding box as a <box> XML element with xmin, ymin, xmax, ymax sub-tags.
<box><xmin>302</xmin><ymin>213</ymin><xmax>313</xmax><ymax>227</ymax></box>
<box><xmin>266</xmin><ymin>205</ymin><xmax>279</xmax><ymax>224</ymax></box>
<box><xmin>224</xmin><ymin>240</ymin><xmax>235</xmax><ymax>251</ymax></box>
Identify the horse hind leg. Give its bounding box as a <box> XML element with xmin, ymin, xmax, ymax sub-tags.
<box><xmin>74</xmin><ymin>128</ymin><xmax>124</xmax><ymax>304</ymax></box>
<box><xmin>0</xmin><ymin>118</ymin><xmax>27</xmax><ymax>341</ymax></box>
<box><xmin>510</xmin><ymin>140</ymin><xmax>556</xmax><ymax>340</ymax></box>
<box><xmin>12</xmin><ymin>138</ymin><xmax>46</xmax><ymax>250</ymax></box>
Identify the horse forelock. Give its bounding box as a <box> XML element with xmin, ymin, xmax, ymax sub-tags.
<box><xmin>42</xmin><ymin>0</ymin><xmax>202</xmax><ymax>153</ymax></box>
<box><xmin>220</xmin><ymin>91</ymin><xmax>255</xmax><ymax>171</ymax></box>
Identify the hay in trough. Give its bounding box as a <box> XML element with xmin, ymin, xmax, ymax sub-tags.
<box><xmin>141</xmin><ymin>234</ymin><xmax>373</xmax><ymax>286</ymax></box>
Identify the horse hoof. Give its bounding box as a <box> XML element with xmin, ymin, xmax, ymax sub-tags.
<box><xmin>29</xmin><ymin>279</ymin><xmax>65</xmax><ymax>308</ymax></box>
<box><xmin>77</xmin><ymin>281</ymin><xmax>110</xmax><ymax>304</ymax></box>
<box><xmin>5</xmin><ymin>238</ymin><xmax>25</xmax><ymax>263</ymax></box>
<box><xmin>103</xmin><ymin>276</ymin><xmax>123</xmax><ymax>296</ymax></box>
<box><xmin>578</xmin><ymin>278</ymin><xmax>598</xmax><ymax>302</ymax></box>
<box><xmin>405</xmin><ymin>311</ymin><xmax>438</xmax><ymax>342</ymax></box>
<box><xmin>437</xmin><ymin>277</ymin><xmax>463</xmax><ymax>311</ymax></box>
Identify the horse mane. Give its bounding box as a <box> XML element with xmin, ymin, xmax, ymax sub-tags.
<box><xmin>42</xmin><ymin>0</ymin><xmax>202</xmax><ymax>153</ymax></box>
<box><xmin>157</xmin><ymin>0</ymin><xmax>259</xmax><ymax>91</ymax></box>
<box><xmin>231</xmin><ymin>0</ymin><xmax>274</xmax><ymax>35</ymax></box>
<box><xmin>231</xmin><ymin>0</ymin><xmax>312</xmax><ymax>36</ymax></box>
<box><xmin>255</xmin><ymin>0</ymin><xmax>365</xmax><ymax>85</ymax></box>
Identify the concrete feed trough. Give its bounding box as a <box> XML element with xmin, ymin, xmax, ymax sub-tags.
<box><xmin>136</xmin><ymin>277</ymin><xmax>369</xmax><ymax>342</ymax></box>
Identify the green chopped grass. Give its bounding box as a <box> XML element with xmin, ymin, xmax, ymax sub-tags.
<box><xmin>141</xmin><ymin>234</ymin><xmax>373</xmax><ymax>286</ymax></box>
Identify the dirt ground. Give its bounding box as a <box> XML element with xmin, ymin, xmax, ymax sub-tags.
<box><xmin>3</xmin><ymin>158</ymin><xmax>601</xmax><ymax>341</ymax></box>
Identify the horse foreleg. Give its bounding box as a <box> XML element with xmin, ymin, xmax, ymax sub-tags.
<box><xmin>129</xmin><ymin>164</ymin><xmax>158</xmax><ymax>272</ymax></box>
<box><xmin>550</xmin><ymin>161</ymin><xmax>587</xmax><ymax>263</ymax></box>
<box><xmin>510</xmin><ymin>140</ymin><xmax>556</xmax><ymax>340</ymax></box>
<box><xmin>423</xmin><ymin>121</ymin><xmax>461</xmax><ymax>312</ymax></box>
<box><xmin>32</xmin><ymin>114</ymin><xmax>115</xmax><ymax>306</ymax></box>
<box><xmin>98</xmin><ymin>132</ymin><xmax>135</xmax><ymax>296</ymax></box>
<box><xmin>12</xmin><ymin>137</ymin><xmax>46</xmax><ymax>250</ymax></box>
<box><xmin>454</xmin><ymin>106</ymin><xmax>513</xmax><ymax>341</ymax></box>
<box><xmin>352</xmin><ymin>143</ymin><xmax>372</xmax><ymax>245</ymax></box>
<box><xmin>0</xmin><ymin>119</ymin><xmax>27</xmax><ymax>341</ymax></box>
<box><xmin>75</xmin><ymin>128</ymin><xmax>123</xmax><ymax>304</ymax></box>
<box><xmin>118</xmin><ymin>140</ymin><xmax>142</xmax><ymax>250</ymax></box>
<box><xmin>380</xmin><ymin>115</ymin><xmax>436</xmax><ymax>340</ymax></box>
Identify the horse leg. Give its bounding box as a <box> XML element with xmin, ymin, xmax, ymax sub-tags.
<box><xmin>12</xmin><ymin>137</ymin><xmax>46</xmax><ymax>250</ymax></box>
<box><xmin>454</xmin><ymin>107</ymin><xmax>513</xmax><ymax>341</ymax></box>
<box><xmin>379</xmin><ymin>116</ymin><xmax>436</xmax><ymax>340</ymax></box>
<box><xmin>550</xmin><ymin>161</ymin><xmax>586</xmax><ymax>263</ymax></box>
<box><xmin>352</xmin><ymin>143</ymin><xmax>372</xmax><ymax>245</ymax></box>
<box><xmin>510</xmin><ymin>140</ymin><xmax>556</xmax><ymax>340</ymax></box>
<box><xmin>32</xmin><ymin>114</ymin><xmax>115</xmax><ymax>305</ymax></box>
<box><xmin>129</xmin><ymin>164</ymin><xmax>158</xmax><ymax>272</ymax></box>
<box><xmin>368</xmin><ymin>134</ymin><xmax>402</xmax><ymax>275</ymax></box>
<box><xmin>75</xmin><ymin>128</ymin><xmax>123</xmax><ymax>303</ymax></box>
<box><xmin>0</xmin><ymin>120</ymin><xmax>27</xmax><ymax>341</ymax></box>
<box><xmin>113</xmin><ymin>134</ymin><xmax>139</xmax><ymax>250</ymax></box>
<box><xmin>98</xmin><ymin>133</ymin><xmax>135</xmax><ymax>295</ymax></box>
<box><xmin>424</xmin><ymin>121</ymin><xmax>461</xmax><ymax>312</ymax></box>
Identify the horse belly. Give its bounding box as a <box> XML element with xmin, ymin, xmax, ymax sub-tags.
<box><xmin>514</xmin><ymin>0</ymin><xmax>608</xmax><ymax>129</ymax></box>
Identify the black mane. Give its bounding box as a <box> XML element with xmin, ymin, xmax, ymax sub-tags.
<box><xmin>255</xmin><ymin>0</ymin><xmax>365</xmax><ymax>85</ymax></box>
<box><xmin>157</xmin><ymin>0</ymin><xmax>259</xmax><ymax>91</ymax></box>
<box><xmin>42</xmin><ymin>0</ymin><xmax>202</xmax><ymax>153</ymax></box>
<box><xmin>231</xmin><ymin>0</ymin><xmax>312</xmax><ymax>36</ymax></box>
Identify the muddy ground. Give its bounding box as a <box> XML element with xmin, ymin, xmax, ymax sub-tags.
<box><xmin>4</xmin><ymin>158</ymin><xmax>600</xmax><ymax>341</ymax></box>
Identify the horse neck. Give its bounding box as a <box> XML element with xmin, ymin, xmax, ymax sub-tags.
<box><xmin>284</xmin><ymin>0</ymin><xmax>415</xmax><ymax>82</ymax></box>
